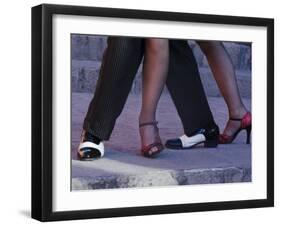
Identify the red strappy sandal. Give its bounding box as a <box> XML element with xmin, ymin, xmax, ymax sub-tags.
<box><xmin>219</xmin><ymin>112</ymin><xmax>252</xmax><ymax>144</ymax></box>
<box><xmin>139</xmin><ymin>121</ymin><xmax>164</xmax><ymax>158</ymax></box>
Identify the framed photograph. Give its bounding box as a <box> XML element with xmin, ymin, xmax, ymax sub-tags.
<box><xmin>31</xmin><ymin>4</ymin><xmax>274</xmax><ymax>221</ymax></box>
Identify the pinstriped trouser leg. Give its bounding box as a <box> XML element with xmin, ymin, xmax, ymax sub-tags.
<box><xmin>167</xmin><ymin>40</ymin><xmax>215</xmax><ymax>136</ymax></box>
<box><xmin>83</xmin><ymin>37</ymin><xmax>144</xmax><ymax>140</ymax></box>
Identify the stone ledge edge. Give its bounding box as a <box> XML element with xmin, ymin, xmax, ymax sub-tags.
<box><xmin>72</xmin><ymin>167</ymin><xmax>251</xmax><ymax>190</ymax></box>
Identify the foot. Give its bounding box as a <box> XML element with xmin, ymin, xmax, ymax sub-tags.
<box><xmin>77</xmin><ymin>130</ymin><xmax>105</xmax><ymax>160</ymax></box>
<box><xmin>139</xmin><ymin>121</ymin><xmax>164</xmax><ymax>157</ymax></box>
<box><xmin>223</xmin><ymin>107</ymin><xmax>247</xmax><ymax>136</ymax></box>
<box><xmin>219</xmin><ymin>112</ymin><xmax>252</xmax><ymax>144</ymax></box>
<box><xmin>222</xmin><ymin>108</ymin><xmax>247</xmax><ymax>137</ymax></box>
<box><xmin>222</xmin><ymin>120</ymin><xmax>243</xmax><ymax>137</ymax></box>
<box><xmin>165</xmin><ymin>123</ymin><xmax>219</xmax><ymax>149</ymax></box>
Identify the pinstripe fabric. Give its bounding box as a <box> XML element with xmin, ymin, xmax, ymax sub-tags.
<box><xmin>83</xmin><ymin>37</ymin><xmax>144</xmax><ymax>139</ymax></box>
<box><xmin>167</xmin><ymin>40</ymin><xmax>215</xmax><ymax>136</ymax></box>
<box><xmin>83</xmin><ymin>37</ymin><xmax>215</xmax><ymax>140</ymax></box>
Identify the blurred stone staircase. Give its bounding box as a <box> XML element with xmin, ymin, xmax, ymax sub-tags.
<box><xmin>71</xmin><ymin>35</ymin><xmax>251</xmax><ymax>98</ymax></box>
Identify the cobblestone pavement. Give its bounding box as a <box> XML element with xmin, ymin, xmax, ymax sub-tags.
<box><xmin>71</xmin><ymin>92</ymin><xmax>251</xmax><ymax>189</ymax></box>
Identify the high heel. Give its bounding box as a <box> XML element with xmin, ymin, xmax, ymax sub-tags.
<box><xmin>219</xmin><ymin>112</ymin><xmax>252</xmax><ymax>144</ymax></box>
<box><xmin>246</xmin><ymin>125</ymin><xmax>252</xmax><ymax>144</ymax></box>
<box><xmin>139</xmin><ymin>121</ymin><xmax>164</xmax><ymax>158</ymax></box>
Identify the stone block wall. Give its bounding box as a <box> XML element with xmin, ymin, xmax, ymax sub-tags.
<box><xmin>71</xmin><ymin>35</ymin><xmax>251</xmax><ymax>98</ymax></box>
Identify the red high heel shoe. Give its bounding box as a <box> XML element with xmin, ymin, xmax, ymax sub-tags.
<box><xmin>219</xmin><ymin>112</ymin><xmax>252</xmax><ymax>144</ymax></box>
<box><xmin>139</xmin><ymin>121</ymin><xmax>164</xmax><ymax>158</ymax></box>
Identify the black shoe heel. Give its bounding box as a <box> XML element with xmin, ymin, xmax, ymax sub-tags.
<box><xmin>204</xmin><ymin>139</ymin><xmax>218</xmax><ymax>148</ymax></box>
<box><xmin>246</xmin><ymin>125</ymin><xmax>252</xmax><ymax>144</ymax></box>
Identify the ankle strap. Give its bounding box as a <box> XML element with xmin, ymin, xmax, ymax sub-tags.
<box><xmin>230</xmin><ymin>112</ymin><xmax>251</xmax><ymax>122</ymax></box>
<box><xmin>229</xmin><ymin>117</ymin><xmax>242</xmax><ymax>121</ymax></box>
<box><xmin>139</xmin><ymin>121</ymin><xmax>158</xmax><ymax>128</ymax></box>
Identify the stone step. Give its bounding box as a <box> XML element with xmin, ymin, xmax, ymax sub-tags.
<box><xmin>72</xmin><ymin>147</ymin><xmax>251</xmax><ymax>190</ymax></box>
<box><xmin>71</xmin><ymin>93</ymin><xmax>251</xmax><ymax>191</ymax></box>
<box><xmin>71</xmin><ymin>35</ymin><xmax>252</xmax><ymax>70</ymax></box>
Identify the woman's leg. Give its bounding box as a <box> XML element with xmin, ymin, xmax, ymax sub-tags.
<box><xmin>197</xmin><ymin>41</ymin><xmax>248</xmax><ymax>136</ymax></box>
<box><xmin>139</xmin><ymin>38</ymin><xmax>169</xmax><ymax>153</ymax></box>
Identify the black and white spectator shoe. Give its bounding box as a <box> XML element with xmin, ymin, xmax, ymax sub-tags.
<box><xmin>165</xmin><ymin>124</ymin><xmax>219</xmax><ymax>149</ymax></box>
<box><xmin>77</xmin><ymin>131</ymin><xmax>104</xmax><ymax>160</ymax></box>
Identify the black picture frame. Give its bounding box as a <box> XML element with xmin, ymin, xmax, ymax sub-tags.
<box><xmin>31</xmin><ymin>3</ymin><xmax>274</xmax><ymax>222</ymax></box>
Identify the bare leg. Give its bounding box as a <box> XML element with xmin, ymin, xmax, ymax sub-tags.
<box><xmin>197</xmin><ymin>41</ymin><xmax>248</xmax><ymax>136</ymax></box>
<box><xmin>139</xmin><ymin>38</ymin><xmax>169</xmax><ymax>152</ymax></box>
